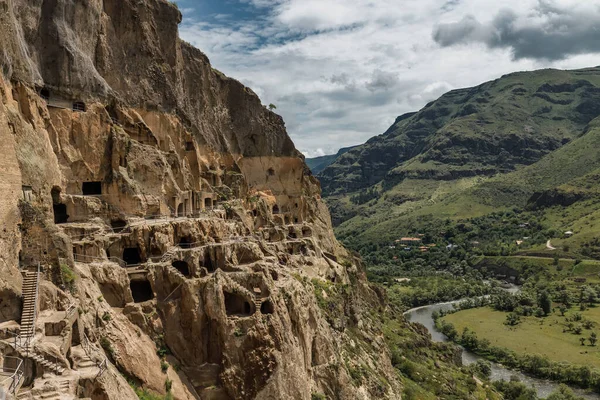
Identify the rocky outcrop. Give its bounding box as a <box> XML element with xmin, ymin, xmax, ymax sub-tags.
<box><xmin>0</xmin><ymin>0</ymin><xmax>401</xmax><ymax>399</ymax></box>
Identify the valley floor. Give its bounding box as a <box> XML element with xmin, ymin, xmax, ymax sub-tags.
<box><xmin>443</xmin><ymin>306</ymin><xmax>600</xmax><ymax>369</ymax></box>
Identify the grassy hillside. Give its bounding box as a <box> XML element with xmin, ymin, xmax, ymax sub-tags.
<box><xmin>320</xmin><ymin>67</ymin><xmax>600</xmax><ymax>196</ymax></box>
<box><xmin>318</xmin><ymin>67</ymin><xmax>600</xmax><ymax>263</ymax></box>
<box><xmin>305</xmin><ymin>145</ymin><xmax>358</xmax><ymax>174</ymax></box>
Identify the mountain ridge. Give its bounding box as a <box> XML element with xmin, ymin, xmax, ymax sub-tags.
<box><xmin>318</xmin><ymin>66</ymin><xmax>600</xmax><ymax>259</ymax></box>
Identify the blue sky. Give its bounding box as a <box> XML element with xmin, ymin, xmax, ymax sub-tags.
<box><xmin>175</xmin><ymin>0</ymin><xmax>600</xmax><ymax>157</ymax></box>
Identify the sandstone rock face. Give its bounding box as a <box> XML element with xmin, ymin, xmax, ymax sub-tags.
<box><xmin>0</xmin><ymin>1</ymin><xmax>401</xmax><ymax>399</ymax></box>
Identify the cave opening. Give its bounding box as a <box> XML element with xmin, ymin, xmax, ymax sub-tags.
<box><xmin>272</xmin><ymin>205</ymin><xmax>280</xmax><ymax>214</ymax></box>
<box><xmin>178</xmin><ymin>236</ymin><xmax>193</xmax><ymax>249</ymax></box>
<box><xmin>51</xmin><ymin>187</ymin><xmax>68</xmax><ymax>224</ymax></box>
<box><xmin>204</xmin><ymin>198</ymin><xmax>212</xmax><ymax>209</ymax></box>
<box><xmin>82</xmin><ymin>181</ymin><xmax>102</xmax><ymax>196</ymax></box>
<box><xmin>172</xmin><ymin>260</ymin><xmax>191</xmax><ymax>277</ymax></box>
<box><xmin>224</xmin><ymin>292</ymin><xmax>253</xmax><ymax>317</ymax></box>
<box><xmin>123</xmin><ymin>247</ymin><xmax>142</xmax><ymax>266</ymax></box>
<box><xmin>40</xmin><ymin>88</ymin><xmax>50</xmax><ymax>101</ymax></box>
<box><xmin>110</xmin><ymin>219</ymin><xmax>127</xmax><ymax>233</ymax></box>
<box><xmin>71</xmin><ymin>320</ymin><xmax>81</xmax><ymax>346</ymax></box>
<box><xmin>260</xmin><ymin>300</ymin><xmax>275</xmax><ymax>315</ymax></box>
<box><xmin>204</xmin><ymin>253</ymin><xmax>215</xmax><ymax>272</ymax></box>
<box><xmin>177</xmin><ymin>203</ymin><xmax>184</xmax><ymax>217</ymax></box>
<box><xmin>53</xmin><ymin>204</ymin><xmax>68</xmax><ymax>224</ymax></box>
<box><xmin>130</xmin><ymin>280</ymin><xmax>154</xmax><ymax>303</ymax></box>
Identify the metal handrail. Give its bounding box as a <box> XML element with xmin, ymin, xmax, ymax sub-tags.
<box><xmin>162</xmin><ymin>284</ymin><xmax>183</xmax><ymax>303</ymax></box>
<box><xmin>0</xmin><ymin>356</ymin><xmax>24</xmax><ymax>395</ymax></box>
<box><xmin>83</xmin><ymin>333</ymin><xmax>108</xmax><ymax>380</ymax></box>
<box><xmin>65</xmin><ymin>303</ymin><xmax>76</xmax><ymax>319</ymax></box>
<box><xmin>96</xmin><ymin>358</ymin><xmax>107</xmax><ymax>379</ymax></box>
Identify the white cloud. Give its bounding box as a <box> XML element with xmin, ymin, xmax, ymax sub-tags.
<box><xmin>179</xmin><ymin>0</ymin><xmax>600</xmax><ymax>157</ymax></box>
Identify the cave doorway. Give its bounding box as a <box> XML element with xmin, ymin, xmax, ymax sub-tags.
<box><xmin>177</xmin><ymin>203</ymin><xmax>184</xmax><ymax>217</ymax></box>
<box><xmin>272</xmin><ymin>205</ymin><xmax>280</xmax><ymax>214</ymax></box>
<box><xmin>51</xmin><ymin>186</ymin><xmax>69</xmax><ymax>224</ymax></box>
<box><xmin>123</xmin><ymin>247</ymin><xmax>142</xmax><ymax>266</ymax></box>
<box><xmin>224</xmin><ymin>292</ymin><xmax>253</xmax><ymax>317</ymax></box>
<box><xmin>172</xmin><ymin>261</ymin><xmax>191</xmax><ymax>277</ymax></box>
<box><xmin>71</xmin><ymin>320</ymin><xmax>81</xmax><ymax>346</ymax></box>
<box><xmin>110</xmin><ymin>219</ymin><xmax>127</xmax><ymax>233</ymax></box>
<box><xmin>260</xmin><ymin>300</ymin><xmax>275</xmax><ymax>315</ymax></box>
<box><xmin>204</xmin><ymin>198</ymin><xmax>212</xmax><ymax>209</ymax></box>
<box><xmin>53</xmin><ymin>204</ymin><xmax>68</xmax><ymax>224</ymax></box>
<box><xmin>82</xmin><ymin>182</ymin><xmax>102</xmax><ymax>196</ymax></box>
<box><xmin>178</xmin><ymin>236</ymin><xmax>192</xmax><ymax>249</ymax></box>
<box><xmin>130</xmin><ymin>280</ymin><xmax>154</xmax><ymax>303</ymax></box>
<box><xmin>204</xmin><ymin>253</ymin><xmax>215</xmax><ymax>273</ymax></box>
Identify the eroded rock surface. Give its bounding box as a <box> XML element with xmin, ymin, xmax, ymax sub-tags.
<box><xmin>0</xmin><ymin>0</ymin><xmax>401</xmax><ymax>398</ymax></box>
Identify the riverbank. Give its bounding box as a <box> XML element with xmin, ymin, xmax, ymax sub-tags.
<box><xmin>405</xmin><ymin>301</ymin><xmax>600</xmax><ymax>399</ymax></box>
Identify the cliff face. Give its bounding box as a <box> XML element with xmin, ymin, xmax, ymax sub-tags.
<box><xmin>0</xmin><ymin>0</ymin><xmax>402</xmax><ymax>399</ymax></box>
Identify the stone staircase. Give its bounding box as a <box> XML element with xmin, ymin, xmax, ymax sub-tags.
<box><xmin>17</xmin><ymin>379</ymin><xmax>70</xmax><ymax>400</ymax></box>
<box><xmin>28</xmin><ymin>352</ymin><xmax>65</xmax><ymax>375</ymax></box>
<box><xmin>253</xmin><ymin>298</ymin><xmax>262</xmax><ymax>313</ymax></box>
<box><xmin>160</xmin><ymin>247</ymin><xmax>178</xmax><ymax>262</ymax></box>
<box><xmin>19</xmin><ymin>270</ymin><xmax>38</xmax><ymax>343</ymax></box>
<box><xmin>17</xmin><ymin>267</ymin><xmax>66</xmax><ymax>376</ymax></box>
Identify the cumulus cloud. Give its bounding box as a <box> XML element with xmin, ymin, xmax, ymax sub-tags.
<box><xmin>433</xmin><ymin>1</ymin><xmax>600</xmax><ymax>60</ymax></box>
<box><xmin>177</xmin><ymin>0</ymin><xmax>600</xmax><ymax>156</ymax></box>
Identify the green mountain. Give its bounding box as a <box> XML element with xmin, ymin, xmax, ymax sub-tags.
<box><xmin>318</xmin><ymin>67</ymin><xmax>600</xmax><ymax>258</ymax></box>
<box><xmin>305</xmin><ymin>145</ymin><xmax>358</xmax><ymax>174</ymax></box>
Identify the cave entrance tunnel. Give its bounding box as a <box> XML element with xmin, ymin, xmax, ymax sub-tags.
<box><xmin>203</xmin><ymin>253</ymin><xmax>215</xmax><ymax>273</ymax></box>
<box><xmin>177</xmin><ymin>203</ymin><xmax>184</xmax><ymax>217</ymax></box>
<box><xmin>204</xmin><ymin>198</ymin><xmax>212</xmax><ymax>209</ymax></box>
<box><xmin>123</xmin><ymin>247</ymin><xmax>143</xmax><ymax>266</ymax></box>
<box><xmin>260</xmin><ymin>299</ymin><xmax>275</xmax><ymax>315</ymax></box>
<box><xmin>51</xmin><ymin>186</ymin><xmax>69</xmax><ymax>224</ymax></box>
<box><xmin>172</xmin><ymin>260</ymin><xmax>191</xmax><ymax>277</ymax></box>
<box><xmin>178</xmin><ymin>236</ymin><xmax>193</xmax><ymax>249</ymax></box>
<box><xmin>272</xmin><ymin>205</ymin><xmax>280</xmax><ymax>215</ymax></box>
<box><xmin>224</xmin><ymin>291</ymin><xmax>254</xmax><ymax>317</ymax></box>
<box><xmin>71</xmin><ymin>320</ymin><xmax>81</xmax><ymax>346</ymax></box>
<box><xmin>82</xmin><ymin>181</ymin><xmax>102</xmax><ymax>196</ymax></box>
<box><xmin>53</xmin><ymin>204</ymin><xmax>68</xmax><ymax>224</ymax></box>
<box><xmin>130</xmin><ymin>280</ymin><xmax>154</xmax><ymax>303</ymax></box>
<box><xmin>110</xmin><ymin>219</ymin><xmax>127</xmax><ymax>233</ymax></box>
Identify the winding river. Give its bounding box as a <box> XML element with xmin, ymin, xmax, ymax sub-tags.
<box><xmin>404</xmin><ymin>290</ymin><xmax>599</xmax><ymax>399</ymax></box>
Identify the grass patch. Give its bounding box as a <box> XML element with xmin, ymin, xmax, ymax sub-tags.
<box><xmin>442</xmin><ymin>306</ymin><xmax>600</xmax><ymax>368</ymax></box>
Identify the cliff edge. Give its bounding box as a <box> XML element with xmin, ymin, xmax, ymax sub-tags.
<box><xmin>0</xmin><ymin>0</ymin><xmax>401</xmax><ymax>399</ymax></box>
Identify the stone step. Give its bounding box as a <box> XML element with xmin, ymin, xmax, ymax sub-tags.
<box><xmin>39</xmin><ymin>392</ymin><xmax>61</xmax><ymax>399</ymax></box>
<box><xmin>78</xmin><ymin>360</ymin><xmax>96</xmax><ymax>368</ymax></box>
